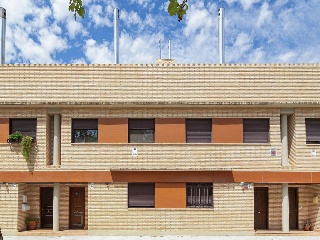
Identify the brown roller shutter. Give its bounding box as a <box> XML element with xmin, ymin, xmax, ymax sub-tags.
<box><xmin>155</xmin><ymin>183</ymin><xmax>186</xmax><ymax>208</ymax></box>
<box><xmin>98</xmin><ymin>118</ymin><xmax>128</xmax><ymax>143</ymax></box>
<box><xmin>305</xmin><ymin>119</ymin><xmax>320</xmax><ymax>144</ymax></box>
<box><xmin>212</xmin><ymin>118</ymin><xmax>243</xmax><ymax>143</ymax></box>
<box><xmin>0</xmin><ymin>118</ymin><xmax>9</xmax><ymax>143</ymax></box>
<box><xmin>186</xmin><ymin>119</ymin><xmax>212</xmax><ymax>143</ymax></box>
<box><xmin>155</xmin><ymin>118</ymin><xmax>185</xmax><ymax>143</ymax></box>
<box><xmin>128</xmin><ymin>183</ymin><xmax>155</xmax><ymax>208</ymax></box>
<box><xmin>243</xmin><ymin>119</ymin><xmax>269</xmax><ymax>143</ymax></box>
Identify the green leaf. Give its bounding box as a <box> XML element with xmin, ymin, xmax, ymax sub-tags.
<box><xmin>167</xmin><ymin>0</ymin><xmax>188</xmax><ymax>22</ymax></box>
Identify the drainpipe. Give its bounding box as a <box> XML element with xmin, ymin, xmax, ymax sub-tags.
<box><xmin>0</xmin><ymin>7</ymin><xmax>6</xmax><ymax>64</ymax></box>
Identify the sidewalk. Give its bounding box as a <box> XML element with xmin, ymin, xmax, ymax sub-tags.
<box><xmin>3</xmin><ymin>236</ymin><xmax>320</xmax><ymax>240</ymax></box>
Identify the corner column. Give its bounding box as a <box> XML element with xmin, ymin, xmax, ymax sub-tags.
<box><xmin>53</xmin><ymin>183</ymin><xmax>60</xmax><ymax>232</ymax></box>
<box><xmin>281</xmin><ymin>114</ymin><xmax>288</xmax><ymax>167</ymax></box>
<box><xmin>53</xmin><ymin>114</ymin><xmax>61</xmax><ymax>166</ymax></box>
<box><xmin>282</xmin><ymin>183</ymin><xmax>289</xmax><ymax>232</ymax></box>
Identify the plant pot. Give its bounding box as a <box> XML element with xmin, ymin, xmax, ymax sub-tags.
<box><xmin>304</xmin><ymin>225</ymin><xmax>310</xmax><ymax>231</ymax></box>
<box><xmin>27</xmin><ymin>221</ymin><xmax>38</xmax><ymax>230</ymax></box>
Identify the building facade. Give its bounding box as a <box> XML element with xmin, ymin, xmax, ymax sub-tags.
<box><xmin>0</xmin><ymin>63</ymin><xmax>320</xmax><ymax>235</ymax></box>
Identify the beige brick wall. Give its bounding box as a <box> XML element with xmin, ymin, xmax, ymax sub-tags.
<box><xmin>288</xmin><ymin>114</ymin><xmax>297</xmax><ymax>167</ymax></box>
<box><xmin>0</xmin><ymin>183</ymin><xmax>18</xmax><ymax>233</ymax></box>
<box><xmin>294</xmin><ymin>109</ymin><xmax>320</xmax><ymax>170</ymax></box>
<box><xmin>0</xmin><ymin>64</ymin><xmax>319</xmax><ymax>106</ymax></box>
<box><xmin>88</xmin><ymin>182</ymin><xmax>254</xmax><ymax>234</ymax></box>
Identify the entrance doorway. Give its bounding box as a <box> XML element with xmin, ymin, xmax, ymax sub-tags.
<box><xmin>289</xmin><ymin>187</ymin><xmax>298</xmax><ymax>230</ymax></box>
<box><xmin>254</xmin><ymin>187</ymin><xmax>268</xmax><ymax>230</ymax></box>
<box><xmin>69</xmin><ymin>187</ymin><xmax>85</xmax><ymax>229</ymax></box>
<box><xmin>40</xmin><ymin>187</ymin><xmax>53</xmax><ymax>228</ymax></box>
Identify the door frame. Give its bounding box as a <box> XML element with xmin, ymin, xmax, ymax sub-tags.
<box><xmin>254</xmin><ymin>187</ymin><xmax>269</xmax><ymax>230</ymax></box>
<box><xmin>69</xmin><ymin>187</ymin><xmax>86</xmax><ymax>229</ymax></box>
<box><xmin>40</xmin><ymin>187</ymin><xmax>53</xmax><ymax>228</ymax></box>
<box><xmin>289</xmin><ymin>187</ymin><xmax>299</xmax><ymax>230</ymax></box>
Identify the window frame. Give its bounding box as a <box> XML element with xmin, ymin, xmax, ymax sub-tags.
<box><xmin>305</xmin><ymin>118</ymin><xmax>320</xmax><ymax>144</ymax></box>
<box><xmin>72</xmin><ymin>119</ymin><xmax>98</xmax><ymax>143</ymax></box>
<box><xmin>243</xmin><ymin>118</ymin><xmax>270</xmax><ymax>143</ymax></box>
<box><xmin>186</xmin><ymin>119</ymin><xmax>212</xmax><ymax>143</ymax></box>
<box><xmin>128</xmin><ymin>183</ymin><xmax>155</xmax><ymax>208</ymax></box>
<box><xmin>186</xmin><ymin>183</ymin><xmax>213</xmax><ymax>208</ymax></box>
<box><xmin>10</xmin><ymin>118</ymin><xmax>37</xmax><ymax>140</ymax></box>
<box><xmin>128</xmin><ymin>119</ymin><xmax>155</xmax><ymax>143</ymax></box>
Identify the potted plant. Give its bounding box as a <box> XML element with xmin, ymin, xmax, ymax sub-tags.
<box><xmin>25</xmin><ymin>217</ymin><xmax>39</xmax><ymax>230</ymax></box>
<box><xmin>304</xmin><ymin>220</ymin><xmax>312</xmax><ymax>231</ymax></box>
<box><xmin>7</xmin><ymin>131</ymin><xmax>23</xmax><ymax>143</ymax></box>
<box><xmin>21</xmin><ymin>136</ymin><xmax>33</xmax><ymax>162</ymax></box>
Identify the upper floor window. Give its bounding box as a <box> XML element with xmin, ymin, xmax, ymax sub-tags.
<box><xmin>305</xmin><ymin>119</ymin><xmax>320</xmax><ymax>144</ymax></box>
<box><xmin>129</xmin><ymin>119</ymin><xmax>154</xmax><ymax>143</ymax></box>
<box><xmin>128</xmin><ymin>183</ymin><xmax>155</xmax><ymax>208</ymax></box>
<box><xmin>243</xmin><ymin>119</ymin><xmax>269</xmax><ymax>143</ymax></box>
<box><xmin>10</xmin><ymin>118</ymin><xmax>37</xmax><ymax>139</ymax></box>
<box><xmin>72</xmin><ymin>119</ymin><xmax>98</xmax><ymax>143</ymax></box>
<box><xmin>186</xmin><ymin>119</ymin><xmax>212</xmax><ymax>143</ymax></box>
<box><xmin>186</xmin><ymin>183</ymin><xmax>213</xmax><ymax>208</ymax></box>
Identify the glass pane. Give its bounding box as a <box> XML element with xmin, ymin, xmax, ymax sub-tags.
<box><xmin>85</xmin><ymin>130</ymin><xmax>98</xmax><ymax>142</ymax></box>
<box><xmin>129</xmin><ymin>130</ymin><xmax>154</xmax><ymax>143</ymax></box>
<box><xmin>74</xmin><ymin>129</ymin><xmax>86</xmax><ymax>143</ymax></box>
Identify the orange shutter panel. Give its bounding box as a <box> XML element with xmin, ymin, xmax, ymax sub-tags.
<box><xmin>155</xmin><ymin>183</ymin><xmax>186</xmax><ymax>208</ymax></box>
<box><xmin>0</xmin><ymin>118</ymin><xmax>9</xmax><ymax>143</ymax></box>
<box><xmin>212</xmin><ymin>118</ymin><xmax>243</xmax><ymax>143</ymax></box>
<box><xmin>98</xmin><ymin>118</ymin><xmax>128</xmax><ymax>143</ymax></box>
<box><xmin>155</xmin><ymin>118</ymin><xmax>185</xmax><ymax>143</ymax></box>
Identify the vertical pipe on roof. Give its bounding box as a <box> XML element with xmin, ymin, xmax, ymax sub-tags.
<box><xmin>0</xmin><ymin>7</ymin><xmax>6</xmax><ymax>64</ymax></box>
<box><xmin>168</xmin><ymin>39</ymin><xmax>171</xmax><ymax>59</ymax></box>
<box><xmin>218</xmin><ymin>7</ymin><xmax>225</xmax><ymax>64</ymax></box>
<box><xmin>159</xmin><ymin>39</ymin><xmax>161</xmax><ymax>59</ymax></box>
<box><xmin>114</xmin><ymin>8</ymin><xmax>119</xmax><ymax>64</ymax></box>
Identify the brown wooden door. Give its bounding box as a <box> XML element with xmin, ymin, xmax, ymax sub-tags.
<box><xmin>289</xmin><ymin>187</ymin><xmax>298</xmax><ymax>230</ymax></box>
<box><xmin>254</xmin><ymin>187</ymin><xmax>268</xmax><ymax>230</ymax></box>
<box><xmin>69</xmin><ymin>187</ymin><xmax>85</xmax><ymax>229</ymax></box>
<box><xmin>40</xmin><ymin>187</ymin><xmax>53</xmax><ymax>228</ymax></box>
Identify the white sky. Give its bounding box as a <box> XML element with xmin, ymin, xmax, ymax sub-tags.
<box><xmin>0</xmin><ymin>0</ymin><xmax>319</xmax><ymax>64</ymax></box>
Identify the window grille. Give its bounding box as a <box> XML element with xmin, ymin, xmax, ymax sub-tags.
<box><xmin>186</xmin><ymin>183</ymin><xmax>213</xmax><ymax>208</ymax></box>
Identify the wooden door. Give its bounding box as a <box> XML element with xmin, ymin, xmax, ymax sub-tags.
<box><xmin>69</xmin><ymin>187</ymin><xmax>85</xmax><ymax>229</ymax></box>
<box><xmin>289</xmin><ymin>187</ymin><xmax>298</xmax><ymax>230</ymax></box>
<box><xmin>254</xmin><ymin>187</ymin><xmax>268</xmax><ymax>230</ymax></box>
<box><xmin>40</xmin><ymin>187</ymin><xmax>53</xmax><ymax>228</ymax></box>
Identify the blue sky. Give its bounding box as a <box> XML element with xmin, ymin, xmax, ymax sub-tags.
<box><xmin>0</xmin><ymin>0</ymin><xmax>319</xmax><ymax>64</ymax></box>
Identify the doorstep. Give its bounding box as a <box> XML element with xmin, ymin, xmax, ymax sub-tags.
<box><xmin>255</xmin><ymin>230</ymin><xmax>320</xmax><ymax>236</ymax></box>
<box><xmin>18</xmin><ymin>229</ymin><xmax>88</xmax><ymax>236</ymax></box>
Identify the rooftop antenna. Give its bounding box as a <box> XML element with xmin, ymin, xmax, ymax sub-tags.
<box><xmin>168</xmin><ymin>39</ymin><xmax>171</xmax><ymax>59</ymax></box>
<box><xmin>114</xmin><ymin>8</ymin><xmax>119</xmax><ymax>64</ymax></box>
<box><xmin>159</xmin><ymin>39</ymin><xmax>162</xmax><ymax>59</ymax></box>
<box><xmin>0</xmin><ymin>7</ymin><xmax>6</xmax><ymax>64</ymax></box>
<box><xmin>218</xmin><ymin>7</ymin><xmax>225</xmax><ymax>64</ymax></box>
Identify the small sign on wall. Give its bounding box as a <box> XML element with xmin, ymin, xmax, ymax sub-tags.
<box><xmin>270</xmin><ymin>148</ymin><xmax>277</xmax><ymax>156</ymax></box>
<box><xmin>132</xmin><ymin>147</ymin><xmax>138</xmax><ymax>156</ymax></box>
<box><xmin>311</xmin><ymin>150</ymin><xmax>317</xmax><ymax>157</ymax></box>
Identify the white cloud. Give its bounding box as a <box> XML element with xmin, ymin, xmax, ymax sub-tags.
<box><xmin>121</xmin><ymin>10</ymin><xmax>142</xmax><ymax>26</ymax></box>
<box><xmin>256</xmin><ymin>2</ymin><xmax>272</xmax><ymax>27</ymax></box>
<box><xmin>50</xmin><ymin>0</ymin><xmax>70</xmax><ymax>22</ymax></box>
<box><xmin>184</xmin><ymin>1</ymin><xmax>213</xmax><ymax>37</ymax></box>
<box><xmin>84</xmin><ymin>39</ymin><xmax>113</xmax><ymax>63</ymax></box>
<box><xmin>239</xmin><ymin>0</ymin><xmax>261</xmax><ymax>11</ymax></box>
<box><xmin>88</xmin><ymin>4</ymin><xmax>113</xmax><ymax>28</ymax></box>
<box><xmin>278</xmin><ymin>51</ymin><xmax>296</xmax><ymax>62</ymax></box>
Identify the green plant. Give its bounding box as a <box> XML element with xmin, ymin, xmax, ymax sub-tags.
<box><xmin>8</xmin><ymin>131</ymin><xmax>23</xmax><ymax>142</ymax></box>
<box><xmin>25</xmin><ymin>217</ymin><xmax>39</xmax><ymax>225</ymax></box>
<box><xmin>21</xmin><ymin>136</ymin><xmax>33</xmax><ymax>161</ymax></box>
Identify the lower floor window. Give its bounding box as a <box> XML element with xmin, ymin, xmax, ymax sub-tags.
<box><xmin>128</xmin><ymin>183</ymin><xmax>155</xmax><ymax>208</ymax></box>
<box><xmin>187</xmin><ymin>183</ymin><xmax>213</xmax><ymax>208</ymax></box>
